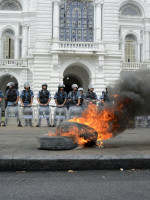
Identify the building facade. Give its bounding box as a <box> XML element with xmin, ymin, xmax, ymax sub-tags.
<box><xmin>0</xmin><ymin>0</ymin><xmax>150</xmax><ymax>104</ymax></box>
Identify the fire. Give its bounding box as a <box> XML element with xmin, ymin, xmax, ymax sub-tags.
<box><xmin>69</xmin><ymin>103</ymin><xmax>114</xmax><ymax>141</ymax></box>
<box><xmin>49</xmin><ymin>97</ymin><xmax>129</xmax><ymax>147</ymax></box>
<box><xmin>49</xmin><ymin>126</ymin><xmax>92</xmax><ymax>146</ymax></box>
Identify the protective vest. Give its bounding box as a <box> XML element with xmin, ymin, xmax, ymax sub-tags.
<box><xmin>22</xmin><ymin>90</ymin><xmax>32</xmax><ymax>103</ymax></box>
<box><xmin>104</xmin><ymin>92</ymin><xmax>111</xmax><ymax>102</ymax></box>
<box><xmin>39</xmin><ymin>90</ymin><xmax>49</xmax><ymax>104</ymax></box>
<box><xmin>7</xmin><ymin>89</ymin><xmax>17</xmax><ymax>102</ymax></box>
<box><xmin>86</xmin><ymin>92</ymin><xmax>96</xmax><ymax>100</ymax></box>
<box><xmin>57</xmin><ymin>91</ymin><xmax>66</xmax><ymax>105</ymax></box>
<box><xmin>71</xmin><ymin>91</ymin><xmax>78</xmax><ymax>104</ymax></box>
<box><xmin>80</xmin><ymin>94</ymin><xmax>84</xmax><ymax>105</ymax></box>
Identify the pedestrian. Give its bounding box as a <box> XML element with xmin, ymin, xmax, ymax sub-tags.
<box><xmin>36</xmin><ymin>83</ymin><xmax>51</xmax><ymax>127</ymax></box>
<box><xmin>54</xmin><ymin>84</ymin><xmax>68</xmax><ymax>126</ymax></box>
<box><xmin>3</xmin><ymin>82</ymin><xmax>22</xmax><ymax>127</ymax></box>
<box><xmin>0</xmin><ymin>90</ymin><xmax>4</xmax><ymax>126</ymax></box>
<box><xmin>68</xmin><ymin>84</ymin><xmax>82</xmax><ymax>119</ymax></box>
<box><xmin>84</xmin><ymin>85</ymin><xmax>98</xmax><ymax>106</ymax></box>
<box><xmin>20</xmin><ymin>82</ymin><xmax>34</xmax><ymax>127</ymax></box>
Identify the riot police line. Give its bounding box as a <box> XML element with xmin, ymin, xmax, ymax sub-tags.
<box><xmin>0</xmin><ymin>82</ymin><xmax>149</xmax><ymax>127</ymax></box>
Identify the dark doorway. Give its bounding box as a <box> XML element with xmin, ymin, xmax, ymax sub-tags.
<box><xmin>63</xmin><ymin>75</ymin><xmax>82</xmax><ymax>94</ymax></box>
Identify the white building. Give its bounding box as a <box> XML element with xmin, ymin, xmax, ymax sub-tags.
<box><xmin>0</xmin><ymin>0</ymin><xmax>150</xmax><ymax>102</ymax></box>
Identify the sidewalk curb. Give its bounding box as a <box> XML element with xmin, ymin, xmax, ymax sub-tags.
<box><xmin>0</xmin><ymin>158</ymin><xmax>150</xmax><ymax>171</ymax></box>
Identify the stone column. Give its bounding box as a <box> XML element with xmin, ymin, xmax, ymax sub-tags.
<box><xmin>95</xmin><ymin>1</ymin><xmax>103</xmax><ymax>42</ymax></box>
<box><xmin>137</xmin><ymin>43</ymin><xmax>140</xmax><ymax>62</ymax></box>
<box><xmin>22</xmin><ymin>25</ymin><xmax>28</xmax><ymax>58</ymax></box>
<box><xmin>145</xmin><ymin>31</ymin><xmax>150</xmax><ymax>60</ymax></box>
<box><xmin>15</xmin><ymin>37</ymin><xmax>19</xmax><ymax>59</ymax></box>
<box><xmin>53</xmin><ymin>1</ymin><xmax>60</xmax><ymax>41</ymax></box>
<box><xmin>0</xmin><ymin>38</ymin><xmax>2</xmax><ymax>59</ymax></box>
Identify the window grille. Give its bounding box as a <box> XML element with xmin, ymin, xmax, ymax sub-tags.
<box><xmin>59</xmin><ymin>0</ymin><xmax>94</xmax><ymax>42</ymax></box>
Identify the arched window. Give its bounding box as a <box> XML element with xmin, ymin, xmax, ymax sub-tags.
<box><xmin>2</xmin><ymin>30</ymin><xmax>15</xmax><ymax>59</ymax></box>
<box><xmin>119</xmin><ymin>3</ymin><xmax>142</xmax><ymax>17</ymax></box>
<box><xmin>59</xmin><ymin>0</ymin><xmax>94</xmax><ymax>42</ymax></box>
<box><xmin>125</xmin><ymin>34</ymin><xmax>137</xmax><ymax>62</ymax></box>
<box><xmin>0</xmin><ymin>0</ymin><xmax>22</xmax><ymax>11</ymax></box>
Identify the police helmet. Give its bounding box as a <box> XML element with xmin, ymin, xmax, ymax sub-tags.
<box><xmin>106</xmin><ymin>86</ymin><xmax>111</xmax><ymax>89</ymax></box>
<box><xmin>42</xmin><ymin>83</ymin><xmax>47</xmax><ymax>88</ymax></box>
<box><xmin>72</xmin><ymin>84</ymin><xmax>78</xmax><ymax>89</ymax></box>
<box><xmin>58</xmin><ymin>84</ymin><xmax>65</xmax><ymax>88</ymax></box>
<box><xmin>78</xmin><ymin>87</ymin><xmax>83</xmax><ymax>91</ymax></box>
<box><xmin>24</xmin><ymin>82</ymin><xmax>30</xmax><ymax>88</ymax></box>
<box><xmin>7</xmin><ymin>82</ymin><xmax>15</xmax><ymax>88</ymax></box>
<box><xmin>88</xmin><ymin>85</ymin><xmax>94</xmax><ymax>89</ymax></box>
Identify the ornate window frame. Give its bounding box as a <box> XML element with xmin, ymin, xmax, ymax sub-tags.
<box><xmin>2</xmin><ymin>29</ymin><xmax>15</xmax><ymax>59</ymax></box>
<box><xmin>119</xmin><ymin>2</ymin><xmax>142</xmax><ymax>17</ymax></box>
<box><xmin>125</xmin><ymin>34</ymin><xmax>137</xmax><ymax>62</ymax></box>
<box><xmin>0</xmin><ymin>0</ymin><xmax>22</xmax><ymax>11</ymax></box>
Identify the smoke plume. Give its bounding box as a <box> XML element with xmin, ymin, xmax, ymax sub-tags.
<box><xmin>110</xmin><ymin>70</ymin><xmax>150</xmax><ymax>134</ymax></box>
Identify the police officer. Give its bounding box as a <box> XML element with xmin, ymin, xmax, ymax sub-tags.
<box><xmin>36</xmin><ymin>83</ymin><xmax>51</xmax><ymax>127</ymax></box>
<box><xmin>104</xmin><ymin>86</ymin><xmax>112</xmax><ymax>102</ymax></box>
<box><xmin>85</xmin><ymin>85</ymin><xmax>98</xmax><ymax>105</ymax></box>
<box><xmin>3</xmin><ymin>82</ymin><xmax>22</xmax><ymax>127</ymax></box>
<box><xmin>99</xmin><ymin>90</ymin><xmax>106</xmax><ymax>110</ymax></box>
<box><xmin>68</xmin><ymin>84</ymin><xmax>82</xmax><ymax>119</ymax></box>
<box><xmin>20</xmin><ymin>82</ymin><xmax>34</xmax><ymax>127</ymax></box>
<box><xmin>54</xmin><ymin>84</ymin><xmax>68</xmax><ymax>126</ymax></box>
<box><xmin>0</xmin><ymin>90</ymin><xmax>4</xmax><ymax>126</ymax></box>
<box><xmin>78</xmin><ymin>87</ymin><xmax>85</xmax><ymax>110</ymax></box>
<box><xmin>100</xmin><ymin>90</ymin><xmax>106</xmax><ymax>103</ymax></box>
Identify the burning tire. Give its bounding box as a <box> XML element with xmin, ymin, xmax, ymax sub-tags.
<box><xmin>57</xmin><ymin>122</ymin><xmax>98</xmax><ymax>146</ymax></box>
<box><xmin>38</xmin><ymin>136</ymin><xmax>78</xmax><ymax>150</ymax></box>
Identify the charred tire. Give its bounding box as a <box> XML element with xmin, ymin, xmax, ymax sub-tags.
<box><xmin>57</xmin><ymin>122</ymin><xmax>98</xmax><ymax>146</ymax></box>
<box><xmin>38</xmin><ymin>136</ymin><xmax>78</xmax><ymax>150</ymax></box>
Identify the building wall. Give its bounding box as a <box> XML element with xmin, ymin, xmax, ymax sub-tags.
<box><xmin>0</xmin><ymin>0</ymin><xmax>150</xmax><ymax>103</ymax></box>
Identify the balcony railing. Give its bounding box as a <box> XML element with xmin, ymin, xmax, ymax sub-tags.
<box><xmin>122</xmin><ymin>62</ymin><xmax>147</xmax><ymax>71</ymax></box>
<box><xmin>52</xmin><ymin>41</ymin><xmax>104</xmax><ymax>52</ymax></box>
<box><xmin>0</xmin><ymin>59</ymin><xmax>27</xmax><ymax>67</ymax></box>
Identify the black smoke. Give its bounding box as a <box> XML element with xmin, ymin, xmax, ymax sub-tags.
<box><xmin>106</xmin><ymin>70</ymin><xmax>150</xmax><ymax>135</ymax></box>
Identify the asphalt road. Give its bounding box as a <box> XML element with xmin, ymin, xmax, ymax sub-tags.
<box><xmin>0</xmin><ymin>170</ymin><xmax>150</xmax><ymax>200</ymax></box>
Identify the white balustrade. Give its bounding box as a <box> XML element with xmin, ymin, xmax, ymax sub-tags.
<box><xmin>122</xmin><ymin>62</ymin><xmax>147</xmax><ymax>71</ymax></box>
<box><xmin>52</xmin><ymin>41</ymin><xmax>102</xmax><ymax>52</ymax></box>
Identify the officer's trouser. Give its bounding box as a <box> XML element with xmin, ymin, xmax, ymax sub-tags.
<box><xmin>37</xmin><ymin>106</ymin><xmax>50</xmax><ymax>126</ymax></box>
<box><xmin>5</xmin><ymin>106</ymin><xmax>21</xmax><ymax>125</ymax></box>
<box><xmin>136</xmin><ymin>116</ymin><xmax>143</xmax><ymax>127</ymax></box>
<box><xmin>23</xmin><ymin>107</ymin><xmax>33</xmax><ymax>126</ymax></box>
<box><xmin>54</xmin><ymin>107</ymin><xmax>67</xmax><ymax>126</ymax></box>
<box><xmin>147</xmin><ymin>116</ymin><xmax>150</xmax><ymax>127</ymax></box>
<box><xmin>98</xmin><ymin>102</ymin><xmax>104</xmax><ymax>111</ymax></box>
<box><xmin>68</xmin><ymin>105</ymin><xmax>83</xmax><ymax>119</ymax></box>
<box><xmin>0</xmin><ymin>107</ymin><xmax>1</xmax><ymax>123</ymax></box>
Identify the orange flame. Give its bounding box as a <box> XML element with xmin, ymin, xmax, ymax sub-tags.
<box><xmin>49</xmin><ymin>98</ymin><xmax>128</xmax><ymax>146</ymax></box>
<box><xmin>69</xmin><ymin>103</ymin><xmax>114</xmax><ymax>141</ymax></box>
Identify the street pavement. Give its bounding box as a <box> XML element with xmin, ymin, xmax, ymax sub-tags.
<box><xmin>0</xmin><ymin>170</ymin><xmax>150</xmax><ymax>200</ymax></box>
<box><xmin>0</xmin><ymin>126</ymin><xmax>150</xmax><ymax>170</ymax></box>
